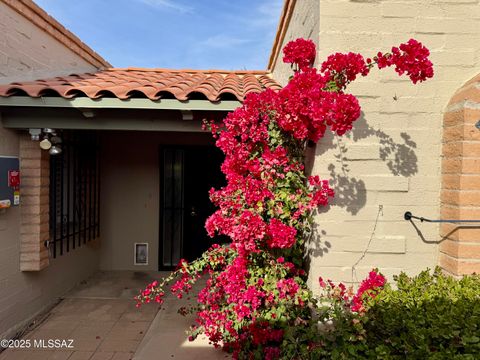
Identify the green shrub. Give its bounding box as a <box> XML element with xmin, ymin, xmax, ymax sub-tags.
<box><xmin>314</xmin><ymin>268</ymin><xmax>480</xmax><ymax>359</ymax></box>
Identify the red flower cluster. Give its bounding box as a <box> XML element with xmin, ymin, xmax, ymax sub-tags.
<box><xmin>319</xmin><ymin>269</ymin><xmax>386</xmax><ymax>313</ymax></box>
<box><xmin>170</xmin><ymin>258</ymin><xmax>201</xmax><ymax>299</ymax></box>
<box><xmin>277</xmin><ymin>278</ymin><xmax>300</xmax><ymax>299</ymax></box>
<box><xmin>204</xmin><ymin>81</ymin><xmax>335</xmax><ymax>252</ymax></box>
<box><xmin>266</xmin><ymin>219</ymin><xmax>297</xmax><ymax>249</ymax></box>
<box><xmin>375</xmin><ymin>39</ymin><xmax>434</xmax><ymax>84</ymax></box>
<box><xmin>321</xmin><ymin>52</ymin><xmax>370</xmax><ymax>89</ymax></box>
<box><xmin>277</xmin><ymin>66</ymin><xmax>362</xmax><ymax>142</ymax></box>
<box><xmin>282</xmin><ymin>38</ymin><xmax>316</xmax><ymax>70</ymax></box>
<box><xmin>224</xmin><ymin>321</ymin><xmax>283</xmax><ymax>359</ymax></box>
<box><xmin>351</xmin><ymin>270</ymin><xmax>386</xmax><ymax>312</ymax></box>
<box><xmin>136</xmin><ymin>37</ymin><xmax>432</xmax><ymax>358</ymax></box>
<box><xmin>135</xmin><ymin>280</ymin><xmax>163</xmax><ymax>307</ymax></box>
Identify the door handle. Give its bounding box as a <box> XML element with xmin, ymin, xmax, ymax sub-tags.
<box><xmin>190</xmin><ymin>206</ymin><xmax>197</xmax><ymax>217</ymax></box>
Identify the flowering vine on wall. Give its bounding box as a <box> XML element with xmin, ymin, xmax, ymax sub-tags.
<box><xmin>136</xmin><ymin>38</ymin><xmax>433</xmax><ymax>359</ymax></box>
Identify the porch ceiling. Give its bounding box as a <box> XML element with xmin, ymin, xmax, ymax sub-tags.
<box><xmin>0</xmin><ymin>107</ymin><xmax>228</xmax><ymax>132</ymax></box>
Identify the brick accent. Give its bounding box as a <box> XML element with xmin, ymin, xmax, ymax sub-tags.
<box><xmin>441</xmin><ymin>76</ymin><xmax>480</xmax><ymax>276</ymax></box>
<box><xmin>19</xmin><ymin>135</ymin><xmax>49</xmax><ymax>271</ymax></box>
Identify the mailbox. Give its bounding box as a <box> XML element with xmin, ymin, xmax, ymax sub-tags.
<box><xmin>0</xmin><ymin>156</ymin><xmax>20</xmax><ymax>208</ymax></box>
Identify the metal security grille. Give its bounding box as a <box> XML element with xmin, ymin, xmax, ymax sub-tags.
<box><xmin>49</xmin><ymin>131</ymin><xmax>100</xmax><ymax>258</ymax></box>
<box><xmin>160</xmin><ymin>147</ymin><xmax>185</xmax><ymax>268</ymax></box>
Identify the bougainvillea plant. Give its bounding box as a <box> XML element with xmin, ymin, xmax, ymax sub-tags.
<box><xmin>136</xmin><ymin>38</ymin><xmax>433</xmax><ymax>358</ymax></box>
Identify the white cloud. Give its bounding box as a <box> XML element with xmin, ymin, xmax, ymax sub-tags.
<box><xmin>138</xmin><ymin>0</ymin><xmax>193</xmax><ymax>13</ymax></box>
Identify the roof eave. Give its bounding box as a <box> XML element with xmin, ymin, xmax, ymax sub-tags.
<box><xmin>0</xmin><ymin>96</ymin><xmax>241</xmax><ymax>111</ymax></box>
<box><xmin>267</xmin><ymin>0</ymin><xmax>296</xmax><ymax>72</ymax></box>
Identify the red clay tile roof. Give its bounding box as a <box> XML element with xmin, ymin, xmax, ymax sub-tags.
<box><xmin>0</xmin><ymin>68</ymin><xmax>282</xmax><ymax>102</ymax></box>
<box><xmin>1</xmin><ymin>0</ymin><xmax>110</xmax><ymax>69</ymax></box>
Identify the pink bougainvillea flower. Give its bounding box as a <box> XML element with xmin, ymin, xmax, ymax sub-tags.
<box><xmin>282</xmin><ymin>38</ymin><xmax>316</xmax><ymax>70</ymax></box>
<box><xmin>351</xmin><ymin>270</ymin><xmax>386</xmax><ymax>312</ymax></box>
<box><xmin>375</xmin><ymin>39</ymin><xmax>434</xmax><ymax>84</ymax></box>
<box><xmin>266</xmin><ymin>219</ymin><xmax>297</xmax><ymax>249</ymax></box>
<box><xmin>135</xmin><ymin>37</ymin><xmax>432</xmax><ymax>359</ymax></box>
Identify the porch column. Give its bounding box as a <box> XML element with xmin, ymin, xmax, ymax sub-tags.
<box><xmin>440</xmin><ymin>75</ymin><xmax>480</xmax><ymax>276</ymax></box>
<box><xmin>19</xmin><ymin>134</ymin><xmax>49</xmax><ymax>271</ymax></box>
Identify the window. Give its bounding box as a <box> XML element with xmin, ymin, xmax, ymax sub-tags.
<box><xmin>49</xmin><ymin>130</ymin><xmax>100</xmax><ymax>258</ymax></box>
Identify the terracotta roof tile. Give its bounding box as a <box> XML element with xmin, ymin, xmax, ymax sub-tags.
<box><xmin>0</xmin><ymin>68</ymin><xmax>282</xmax><ymax>102</ymax></box>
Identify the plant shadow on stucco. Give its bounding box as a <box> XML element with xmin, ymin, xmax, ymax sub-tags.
<box><xmin>307</xmin><ymin>112</ymin><xmax>418</xmax><ymax>259</ymax></box>
<box><xmin>316</xmin><ymin>113</ymin><xmax>418</xmax><ymax>216</ymax></box>
<box><xmin>313</xmin><ymin>130</ymin><xmax>367</xmax><ymax>217</ymax></box>
<box><xmin>350</xmin><ymin>114</ymin><xmax>418</xmax><ymax>177</ymax></box>
<box><xmin>305</xmin><ymin>224</ymin><xmax>331</xmax><ymax>260</ymax></box>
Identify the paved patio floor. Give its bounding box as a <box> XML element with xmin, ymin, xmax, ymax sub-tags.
<box><xmin>0</xmin><ymin>271</ymin><xmax>228</xmax><ymax>360</ymax></box>
<box><xmin>133</xmin><ymin>279</ymin><xmax>228</xmax><ymax>360</ymax></box>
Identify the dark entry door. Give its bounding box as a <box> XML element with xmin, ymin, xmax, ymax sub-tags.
<box><xmin>159</xmin><ymin>146</ymin><xmax>224</xmax><ymax>270</ymax></box>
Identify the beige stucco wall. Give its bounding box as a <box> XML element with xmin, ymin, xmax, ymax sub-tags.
<box><xmin>0</xmin><ymin>1</ymin><xmax>97</xmax><ymax>83</ymax></box>
<box><xmin>272</xmin><ymin>0</ymin><xmax>480</xmax><ymax>290</ymax></box>
<box><xmin>271</xmin><ymin>0</ymin><xmax>320</xmax><ymax>85</ymax></box>
<box><xmin>0</xmin><ymin>2</ymin><xmax>102</xmax><ymax>340</ymax></box>
<box><xmin>99</xmin><ymin>131</ymin><xmax>213</xmax><ymax>271</ymax></box>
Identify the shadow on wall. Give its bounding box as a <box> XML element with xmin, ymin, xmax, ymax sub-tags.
<box><xmin>352</xmin><ymin>115</ymin><xmax>418</xmax><ymax>177</ymax></box>
<box><xmin>307</xmin><ymin>112</ymin><xmax>418</xmax><ymax>259</ymax></box>
<box><xmin>408</xmin><ymin>219</ymin><xmax>480</xmax><ymax>245</ymax></box>
<box><xmin>307</xmin><ymin>223</ymin><xmax>331</xmax><ymax>258</ymax></box>
<box><xmin>314</xmin><ymin>129</ymin><xmax>368</xmax><ymax>216</ymax></box>
<box><xmin>317</xmin><ymin>112</ymin><xmax>418</xmax><ymax>215</ymax></box>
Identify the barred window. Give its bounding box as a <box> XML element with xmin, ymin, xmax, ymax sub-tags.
<box><xmin>49</xmin><ymin>130</ymin><xmax>100</xmax><ymax>258</ymax></box>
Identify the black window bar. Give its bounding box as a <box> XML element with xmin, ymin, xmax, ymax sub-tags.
<box><xmin>48</xmin><ymin>130</ymin><xmax>100</xmax><ymax>258</ymax></box>
<box><xmin>404</xmin><ymin>211</ymin><xmax>480</xmax><ymax>224</ymax></box>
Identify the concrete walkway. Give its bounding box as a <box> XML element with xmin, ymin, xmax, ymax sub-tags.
<box><xmin>0</xmin><ymin>271</ymin><xmax>228</xmax><ymax>360</ymax></box>
<box><xmin>133</xmin><ymin>281</ymin><xmax>228</xmax><ymax>360</ymax></box>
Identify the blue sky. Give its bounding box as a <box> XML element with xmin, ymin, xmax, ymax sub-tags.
<box><xmin>34</xmin><ymin>0</ymin><xmax>283</xmax><ymax>70</ymax></box>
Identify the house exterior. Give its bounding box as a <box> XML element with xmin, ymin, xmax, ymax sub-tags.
<box><xmin>0</xmin><ymin>0</ymin><xmax>281</xmax><ymax>341</ymax></box>
<box><xmin>0</xmin><ymin>0</ymin><xmax>479</xmax><ymax>343</ymax></box>
<box><xmin>269</xmin><ymin>0</ymin><xmax>480</xmax><ymax>292</ymax></box>
<box><xmin>0</xmin><ymin>0</ymin><xmax>110</xmax><ymax>340</ymax></box>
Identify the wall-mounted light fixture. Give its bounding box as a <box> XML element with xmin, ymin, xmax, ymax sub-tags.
<box><xmin>29</xmin><ymin>128</ymin><xmax>63</xmax><ymax>155</ymax></box>
<box><xmin>49</xmin><ymin>145</ymin><xmax>62</xmax><ymax>155</ymax></box>
<box><xmin>39</xmin><ymin>138</ymin><xmax>52</xmax><ymax>150</ymax></box>
<box><xmin>29</xmin><ymin>128</ymin><xmax>41</xmax><ymax>141</ymax></box>
<box><xmin>49</xmin><ymin>135</ymin><xmax>62</xmax><ymax>155</ymax></box>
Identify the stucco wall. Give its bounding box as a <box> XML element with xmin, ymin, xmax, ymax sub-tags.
<box><xmin>99</xmin><ymin>131</ymin><xmax>214</xmax><ymax>271</ymax></box>
<box><xmin>0</xmin><ymin>1</ymin><xmax>97</xmax><ymax>84</ymax></box>
<box><xmin>270</xmin><ymin>0</ymin><xmax>320</xmax><ymax>85</ymax></box>
<box><xmin>0</xmin><ymin>239</ymin><xmax>100</xmax><ymax>339</ymax></box>
<box><xmin>0</xmin><ymin>120</ymin><xmax>101</xmax><ymax>339</ymax></box>
<box><xmin>272</xmin><ymin>0</ymin><xmax>480</xmax><ymax>290</ymax></box>
<box><xmin>0</xmin><ymin>2</ymin><xmax>102</xmax><ymax>340</ymax></box>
